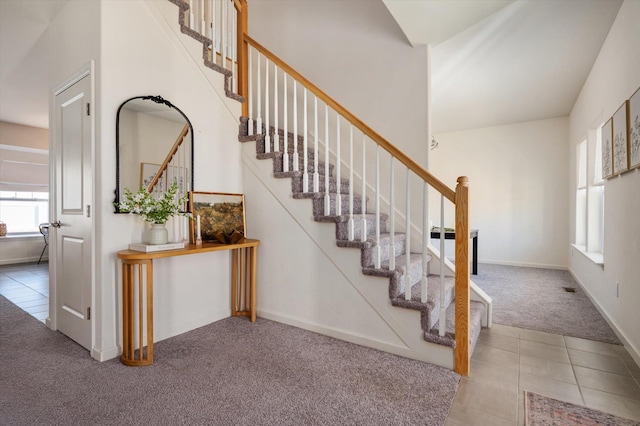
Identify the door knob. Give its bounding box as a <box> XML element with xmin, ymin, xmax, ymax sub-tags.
<box><xmin>50</xmin><ymin>221</ymin><xmax>63</xmax><ymax>228</ymax></box>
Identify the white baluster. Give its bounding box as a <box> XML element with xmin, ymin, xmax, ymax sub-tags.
<box><xmin>360</xmin><ymin>133</ymin><xmax>367</xmax><ymax>242</ymax></box>
<box><xmin>324</xmin><ymin>104</ymin><xmax>330</xmax><ymax>215</ymax></box>
<box><xmin>264</xmin><ymin>57</ymin><xmax>270</xmax><ymax>153</ymax></box>
<box><xmin>303</xmin><ymin>88</ymin><xmax>309</xmax><ymax>192</ymax></box>
<box><xmin>283</xmin><ymin>73</ymin><xmax>291</xmax><ymax>165</ymax></box>
<box><xmin>200</xmin><ymin>0</ymin><xmax>206</xmax><ymax>36</ymax></box>
<box><xmin>274</xmin><ymin>65</ymin><xmax>280</xmax><ymax>159</ymax></box>
<box><xmin>221</xmin><ymin>0</ymin><xmax>226</xmax><ymax>70</ymax></box>
<box><xmin>293</xmin><ymin>81</ymin><xmax>299</xmax><ymax>171</ymax></box>
<box><xmin>404</xmin><ymin>169</ymin><xmax>411</xmax><ymax>301</ymax></box>
<box><xmin>189</xmin><ymin>0</ymin><xmax>195</xmax><ymax>32</ymax></box>
<box><xmin>256</xmin><ymin>53</ymin><xmax>262</xmax><ymax>138</ymax></box>
<box><xmin>375</xmin><ymin>144</ymin><xmax>380</xmax><ymax>268</ymax></box>
<box><xmin>232</xmin><ymin>5</ymin><xmax>237</xmax><ymax>93</ymax></box>
<box><xmin>439</xmin><ymin>194</ymin><xmax>446</xmax><ymax>336</ymax></box>
<box><xmin>209</xmin><ymin>0</ymin><xmax>214</xmax><ymax>41</ymax></box>
<box><xmin>389</xmin><ymin>157</ymin><xmax>395</xmax><ymax>271</ymax></box>
<box><xmin>248</xmin><ymin>46</ymin><xmax>253</xmax><ymax>135</ymax></box>
<box><xmin>421</xmin><ymin>181</ymin><xmax>428</xmax><ymax>304</ymax></box>
<box><xmin>335</xmin><ymin>115</ymin><xmax>341</xmax><ymax>216</ymax></box>
<box><xmin>313</xmin><ymin>96</ymin><xmax>319</xmax><ymax>192</ymax></box>
<box><xmin>348</xmin><ymin>125</ymin><xmax>354</xmax><ymax>240</ymax></box>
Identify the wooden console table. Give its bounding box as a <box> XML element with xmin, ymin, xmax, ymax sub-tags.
<box><xmin>117</xmin><ymin>239</ymin><xmax>260</xmax><ymax>366</ymax></box>
<box><xmin>430</xmin><ymin>229</ymin><xmax>478</xmax><ymax>275</ymax></box>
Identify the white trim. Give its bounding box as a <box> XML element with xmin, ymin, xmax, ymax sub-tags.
<box><xmin>568</xmin><ymin>269</ymin><xmax>640</xmax><ymax>368</ymax></box>
<box><xmin>571</xmin><ymin>243</ymin><xmax>604</xmax><ymax>266</ymax></box>
<box><xmin>478</xmin><ymin>259</ymin><xmax>569</xmax><ymax>270</ymax></box>
<box><xmin>49</xmin><ymin>61</ymin><xmax>96</xmax><ymax>356</ymax></box>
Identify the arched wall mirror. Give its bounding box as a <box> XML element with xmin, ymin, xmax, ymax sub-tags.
<box><xmin>114</xmin><ymin>95</ymin><xmax>194</xmax><ymax>212</ymax></box>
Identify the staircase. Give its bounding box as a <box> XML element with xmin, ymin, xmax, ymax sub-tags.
<box><xmin>238</xmin><ymin>120</ymin><xmax>486</xmax><ymax>352</ymax></box>
<box><xmin>164</xmin><ymin>0</ymin><xmax>491</xmax><ymax>375</ymax></box>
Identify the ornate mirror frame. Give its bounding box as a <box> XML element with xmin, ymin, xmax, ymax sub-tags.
<box><xmin>114</xmin><ymin>95</ymin><xmax>194</xmax><ymax>212</ymax></box>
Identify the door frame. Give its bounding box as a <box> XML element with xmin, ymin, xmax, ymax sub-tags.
<box><xmin>47</xmin><ymin>62</ymin><xmax>96</xmax><ymax>357</ymax></box>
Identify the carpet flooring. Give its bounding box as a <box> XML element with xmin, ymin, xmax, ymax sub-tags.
<box><xmin>472</xmin><ymin>263</ymin><xmax>620</xmax><ymax>344</ymax></box>
<box><xmin>525</xmin><ymin>391</ymin><xmax>640</xmax><ymax>425</ymax></box>
<box><xmin>0</xmin><ymin>294</ymin><xmax>459</xmax><ymax>425</ymax></box>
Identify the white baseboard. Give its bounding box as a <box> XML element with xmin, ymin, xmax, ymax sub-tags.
<box><xmin>480</xmin><ymin>259</ymin><xmax>568</xmax><ymax>270</ymax></box>
<box><xmin>0</xmin><ymin>257</ymin><xmax>47</xmax><ymax>266</ymax></box>
<box><xmin>257</xmin><ymin>309</ymin><xmax>454</xmax><ymax>369</ymax></box>
<box><xmin>568</xmin><ymin>269</ymin><xmax>640</xmax><ymax>368</ymax></box>
<box><xmin>92</xmin><ymin>345</ymin><xmax>120</xmax><ymax>362</ymax></box>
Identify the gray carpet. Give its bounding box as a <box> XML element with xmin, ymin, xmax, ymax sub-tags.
<box><xmin>472</xmin><ymin>263</ymin><xmax>620</xmax><ymax>344</ymax></box>
<box><xmin>0</xmin><ymin>295</ymin><xmax>460</xmax><ymax>425</ymax></box>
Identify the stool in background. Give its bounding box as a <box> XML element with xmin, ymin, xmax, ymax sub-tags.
<box><xmin>38</xmin><ymin>223</ymin><xmax>49</xmax><ymax>264</ymax></box>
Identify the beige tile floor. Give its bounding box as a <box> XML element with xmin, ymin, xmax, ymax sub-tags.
<box><xmin>446</xmin><ymin>324</ymin><xmax>640</xmax><ymax>425</ymax></box>
<box><xmin>0</xmin><ymin>262</ymin><xmax>49</xmax><ymax>323</ymax></box>
<box><xmin>3</xmin><ymin>263</ymin><xmax>640</xmax><ymax>424</ymax></box>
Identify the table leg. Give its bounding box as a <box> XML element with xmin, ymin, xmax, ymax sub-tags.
<box><xmin>250</xmin><ymin>246</ymin><xmax>257</xmax><ymax>323</ymax></box>
<box><xmin>472</xmin><ymin>234</ymin><xmax>478</xmax><ymax>275</ymax></box>
<box><xmin>121</xmin><ymin>259</ymin><xmax>154</xmax><ymax>366</ymax></box>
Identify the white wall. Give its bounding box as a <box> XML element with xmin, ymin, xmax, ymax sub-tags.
<box><xmin>248</xmin><ymin>0</ymin><xmax>430</xmax><ymax>168</ymax></box>
<box><xmin>431</xmin><ymin>117</ymin><xmax>570</xmax><ymax>269</ymax></box>
<box><xmin>94</xmin><ymin>0</ymin><xmax>243</xmax><ymax>360</ymax></box>
<box><xmin>568</xmin><ymin>0</ymin><xmax>640</xmax><ymax>361</ymax></box>
<box><xmin>28</xmin><ymin>0</ymin><xmax>244</xmax><ymax>361</ymax></box>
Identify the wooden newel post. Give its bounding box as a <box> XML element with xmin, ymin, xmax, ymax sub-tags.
<box><xmin>454</xmin><ymin>176</ymin><xmax>470</xmax><ymax>376</ymax></box>
<box><xmin>237</xmin><ymin>0</ymin><xmax>248</xmax><ymax>117</ymax></box>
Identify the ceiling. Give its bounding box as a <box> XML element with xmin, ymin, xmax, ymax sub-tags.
<box><xmin>384</xmin><ymin>0</ymin><xmax>623</xmax><ymax>133</ymax></box>
<box><xmin>0</xmin><ymin>0</ymin><xmax>625</xmax><ymax>134</ymax></box>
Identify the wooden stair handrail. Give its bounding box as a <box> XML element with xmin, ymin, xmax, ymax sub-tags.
<box><xmin>242</xmin><ymin>35</ymin><xmax>455</xmax><ymax>203</ymax></box>
<box><xmin>237</xmin><ymin>12</ymin><xmax>470</xmax><ymax>377</ymax></box>
<box><xmin>147</xmin><ymin>123</ymin><xmax>190</xmax><ymax>193</ymax></box>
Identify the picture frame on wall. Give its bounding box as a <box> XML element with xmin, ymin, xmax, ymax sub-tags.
<box><xmin>140</xmin><ymin>164</ymin><xmax>189</xmax><ymax>195</ymax></box>
<box><xmin>601</xmin><ymin>119</ymin><xmax>613</xmax><ymax>179</ymax></box>
<box><xmin>189</xmin><ymin>191</ymin><xmax>246</xmax><ymax>244</ymax></box>
<box><xmin>629</xmin><ymin>87</ymin><xmax>640</xmax><ymax>170</ymax></box>
<box><xmin>612</xmin><ymin>101</ymin><xmax>629</xmax><ymax>176</ymax></box>
<box><xmin>140</xmin><ymin>162</ymin><xmax>164</xmax><ymax>192</ymax></box>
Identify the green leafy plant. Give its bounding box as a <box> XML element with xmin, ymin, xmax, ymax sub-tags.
<box><xmin>117</xmin><ymin>182</ymin><xmax>190</xmax><ymax>224</ymax></box>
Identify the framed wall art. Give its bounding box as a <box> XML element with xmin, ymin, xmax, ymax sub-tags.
<box><xmin>612</xmin><ymin>101</ymin><xmax>629</xmax><ymax>176</ymax></box>
<box><xmin>601</xmin><ymin>118</ymin><xmax>613</xmax><ymax>179</ymax></box>
<box><xmin>189</xmin><ymin>191</ymin><xmax>246</xmax><ymax>244</ymax></box>
<box><xmin>629</xmin><ymin>87</ymin><xmax>640</xmax><ymax>170</ymax></box>
<box><xmin>140</xmin><ymin>162</ymin><xmax>164</xmax><ymax>192</ymax></box>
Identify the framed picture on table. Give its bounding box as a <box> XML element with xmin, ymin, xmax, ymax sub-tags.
<box><xmin>189</xmin><ymin>192</ymin><xmax>246</xmax><ymax>244</ymax></box>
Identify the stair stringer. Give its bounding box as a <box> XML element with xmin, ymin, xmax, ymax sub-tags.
<box><xmin>242</xmin><ymin>140</ymin><xmax>454</xmax><ymax>370</ymax></box>
<box><xmin>146</xmin><ymin>0</ymin><xmax>241</xmax><ymax>119</ymax></box>
<box><xmin>312</xmin><ymin>132</ymin><xmax>493</xmax><ymax>328</ymax></box>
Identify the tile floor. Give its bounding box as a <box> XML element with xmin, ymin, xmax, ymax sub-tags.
<box><xmin>2</xmin><ymin>263</ymin><xmax>640</xmax><ymax>424</ymax></box>
<box><xmin>0</xmin><ymin>262</ymin><xmax>49</xmax><ymax>323</ymax></box>
<box><xmin>446</xmin><ymin>324</ymin><xmax>640</xmax><ymax>425</ymax></box>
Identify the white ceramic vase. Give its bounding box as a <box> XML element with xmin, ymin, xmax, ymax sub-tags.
<box><xmin>148</xmin><ymin>223</ymin><xmax>168</xmax><ymax>245</ymax></box>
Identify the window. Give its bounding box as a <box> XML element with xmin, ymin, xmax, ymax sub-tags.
<box><xmin>0</xmin><ymin>191</ymin><xmax>49</xmax><ymax>234</ymax></box>
<box><xmin>574</xmin><ymin>127</ymin><xmax>605</xmax><ymax>264</ymax></box>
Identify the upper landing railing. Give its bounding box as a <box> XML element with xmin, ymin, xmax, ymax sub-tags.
<box><xmin>180</xmin><ymin>0</ymin><xmax>471</xmax><ymax>377</ymax></box>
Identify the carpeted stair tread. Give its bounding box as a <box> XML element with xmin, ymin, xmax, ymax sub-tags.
<box><xmin>424</xmin><ymin>300</ymin><xmax>485</xmax><ymax>349</ymax></box>
<box><xmin>335</xmin><ymin>214</ymin><xmax>388</xmax><ymax>241</ymax></box>
<box><xmin>237</xmin><ymin>116</ymin><xmax>486</xmax><ymax>360</ymax></box>
<box><xmin>312</xmin><ymin>193</ymin><xmax>366</xmax><ymax>215</ymax></box>
<box><xmin>392</xmin><ymin>273</ymin><xmax>452</xmax><ymax>309</ymax></box>
<box><xmin>391</xmin><ymin>273</ymin><xmax>453</xmax><ymax>331</ymax></box>
<box><xmin>291</xmin><ymin>173</ymin><xmax>351</xmax><ymax>194</ymax></box>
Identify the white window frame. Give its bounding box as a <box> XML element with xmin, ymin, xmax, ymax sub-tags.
<box><xmin>573</xmin><ymin>128</ymin><xmax>605</xmax><ymax>265</ymax></box>
<box><xmin>0</xmin><ymin>191</ymin><xmax>49</xmax><ymax>235</ymax></box>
